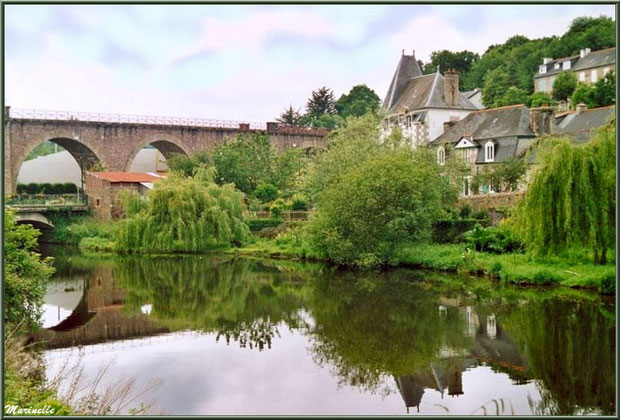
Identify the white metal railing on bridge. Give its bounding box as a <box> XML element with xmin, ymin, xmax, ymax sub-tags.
<box><xmin>7</xmin><ymin>107</ymin><xmax>268</xmax><ymax>130</ymax></box>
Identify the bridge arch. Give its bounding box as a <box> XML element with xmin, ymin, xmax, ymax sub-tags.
<box><xmin>12</xmin><ymin>137</ymin><xmax>104</xmax><ymax>194</ymax></box>
<box><xmin>123</xmin><ymin>138</ymin><xmax>191</xmax><ymax>172</ymax></box>
<box><xmin>15</xmin><ymin>212</ymin><xmax>54</xmax><ymax>230</ymax></box>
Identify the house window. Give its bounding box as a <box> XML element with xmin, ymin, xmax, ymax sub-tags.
<box><xmin>406</xmin><ymin>115</ymin><xmax>412</xmax><ymax>128</ymax></box>
<box><xmin>539</xmin><ymin>65</ymin><xmax>546</xmax><ymax>74</ymax></box>
<box><xmin>562</xmin><ymin>61</ymin><xmax>571</xmax><ymax>70</ymax></box>
<box><xmin>579</xmin><ymin>72</ymin><xmax>586</xmax><ymax>82</ymax></box>
<box><xmin>95</xmin><ymin>198</ymin><xmax>101</xmax><ymax>207</ymax></box>
<box><xmin>591</xmin><ymin>70</ymin><xmax>598</xmax><ymax>83</ymax></box>
<box><xmin>485</xmin><ymin>141</ymin><xmax>495</xmax><ymax>162</ymax></box>
<box><xmin>554</xmin><ymin>63</ymin><xmax>560</xmax><ymax>70</ymax></box>
<box><xmin>463</xmin><ymin>176</ymin><xmax>472</xmax><ymax>196</ymax></box>
<box><xmin>437</xmin><ymin>147</ymin><xmax>445</xmax><ymax>165</ymax></box>
<box><xmin>539</xmin><ymin>79</ymin><xmax>547</xmax><ymax>92</ymax></box>
<box><xmin>603</xmin><ymin>67</ymin><xmax>610</xmax><ymax>76</ymax></box>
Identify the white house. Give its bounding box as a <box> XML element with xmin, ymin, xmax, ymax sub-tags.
<box><xmin>382</xmin><ymin>51</ymin><xmax>479</xmax><ymax>146</ymax></box>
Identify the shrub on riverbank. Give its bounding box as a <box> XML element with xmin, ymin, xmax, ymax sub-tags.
<box><xmin>307</xmin><ymin>150</ymin><xmax>445</xmax><ymax>267</ymax></box>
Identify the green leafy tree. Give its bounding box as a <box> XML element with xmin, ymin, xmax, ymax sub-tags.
<box><xmin>116</xmin><ymin>167</ymin><xmax>249</xmax><ymax>252</ymax></box>
<box><xmin>211</xmin><ymin>134</ymin><xmax>273</xmax><ymax>194</ymax></box>
<box><xmin>571</xmin><ymin>83</ymin><xmax>595</xmax><ymax>108</ymax></box>
<box><xmin>482</xmin><ymin>68</ymin><xmax>512</xmax><ymax>108</ymax></box>
<box><xmin>498</xmin><ymin>86</ymin><xmax>530</xmax><ymax>106</ymax></box>
<box><xmin>167</xmin><ymin>151</ymin><xmax>211</xmax><ymax>177</ymax></box>
<box><xmin>511</xmin><ymin>122</ymin><xmax>615</xmax><ymax>264</ymax></box>
<box><xmin>335</xmin><ymin>85</ymin><xmax>381</xmax><ymax>118</ymax></box>
<box><xmin>590</xmin><ymin>71</ymin><xmax>616</xmax><ymax>107</ymax></box>
<box><xmin>4</xmin><ymin>209</ymin><xmax>54</xmax><ymax>329</ymax></box>
<box><xmin>546</xmin><ymin>16</ymin><xmax>616</xmax><ymax>58</ymax></box>
<box><xmin>307</xmin><ymin>149</ymin><xmax>446</xmax><ymax>267</ymax></box>
<box><xmin>552</xmin><ymin>71</ymin><xmax>578</xmax><ymax>101</ymax></box>
<box><xmin>169</xmin><ymin>135</ymin><xmax>305</xmax><ymax>197</ymax></box>
<box><xmin>275</xmin><ymin>104</ymin><xmax>303</xmax><ymax>126</ymax></box>
<box><xmin>528</xmin><ymin>91</ymin><xmax>557</xmax><ymax>107</ymax></box>
<box><xmin>423</xmin><ymin>50</ymin><xmax>480</xmax><ymax>87</ymax></box>
<box><xmin>303</xmin><ymin>113</ymin><xmax>384</xmax><ymax>200</ymax></box>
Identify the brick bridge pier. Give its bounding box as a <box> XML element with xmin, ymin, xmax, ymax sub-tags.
<box><xmin>4</xmin><ymin>107</ymin><xmax>328</xmax><ymax>194</ymax></box>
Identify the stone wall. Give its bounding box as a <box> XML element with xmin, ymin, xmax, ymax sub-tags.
<box><xmin>459</xmin><ymin>191</ymin><xmax>525</xmax><ymax>225</ymax></box>
<box><xmin>459</xmin><ymin>191</ymin><xmax>524</xmax><ymax>211</ymax></box>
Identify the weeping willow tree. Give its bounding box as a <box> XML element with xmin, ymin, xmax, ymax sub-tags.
<box><xmin>511</xmin><ymin>121</ymin><xmax>615</xmax><ymax>264</ymax></box>
<box><xmin>116</xmin><ymin>167</ymin><xmax>249</xmax><ymax>252</ymax></box>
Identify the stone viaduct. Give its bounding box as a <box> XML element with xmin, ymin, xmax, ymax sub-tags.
<box><xmin>4</xmin><ymin>107</ymin><xmax>328</xmax><ymax>194</ymax></box>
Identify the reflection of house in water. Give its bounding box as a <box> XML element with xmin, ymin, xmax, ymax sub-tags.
<box><xmin>31</xmin><ymin>266</ymin><xmax>168</xmax><ymax>349</ymax></box>
<box><xmin>395</xmin><ymin>299</ymin><xmax>529</xmax><ymax>413</ymax></box>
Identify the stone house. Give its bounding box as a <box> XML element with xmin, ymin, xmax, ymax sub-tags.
<box><xmin>431</xmin><ymin>103</ymin><xmax>614</xmax><ymax>198</ymax></box>
<box><xmin>85</xmin><ymin>171</ymin><xmax>164</xmax><ymax>220</ymax></box>
<box><xmin>381</xmin><ymin>51</ymin><xmax>480</xmax><ymax>146</ymax></box>
<box><xmin>534</xmin><ymin>47</ymin><xmax>615</xmax><ymax>94</ymax></box>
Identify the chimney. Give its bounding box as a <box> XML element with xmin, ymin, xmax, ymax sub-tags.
<box><xmin>543</xmin><ymin>57</ymin><xmax>553</xmax><ymax>64</ymax></box>
<box><xmin>444</xmin><ymin>69</ymin><xmax>460</xmax><ymax>107</ymax></box>
<box><xmin>576</xmin><ymin>103</ymin><xmax>587</xmax><ymax>115</ymax></box>
<box><xmin>580</xmin><ymin>48</ymin><xmax>591</xmax><ymax>58</ymax></box>
<box><xmin>239</xmin><ymin>123</ymin><xmax>250</xmax><ymax>131</ymax></box>
<box><xmin>266</xmin><ymin>122</ymin><xmax>279</xmax><ymax>133</ymax></box>
<box><xmin>529</xmin><ymin>106</ymin><xmax>556</xmax><ymax>136</ymax></box>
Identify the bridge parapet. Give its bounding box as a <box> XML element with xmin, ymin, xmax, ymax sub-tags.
<box><xmin>8</xmin><ymin>107</ymin><xmax>270</xmax><ymax>130</ymax></box>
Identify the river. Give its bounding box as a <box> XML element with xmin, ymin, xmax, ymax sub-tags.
<box><xmin>37</xmin><ymin>245</ymin><xmax>615</xmax><ymax>415</ymax></box>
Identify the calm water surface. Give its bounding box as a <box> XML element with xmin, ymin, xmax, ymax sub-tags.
<box><xmin>38</xmin><ymin>245</ymin><xmax>615</xmax><ymax>415</ymax></box>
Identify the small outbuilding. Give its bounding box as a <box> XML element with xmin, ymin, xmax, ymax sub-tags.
<box><xmin>85</xmin><ymin>171</ymin><xmax>164</xmax><ymax>220</ymax></box>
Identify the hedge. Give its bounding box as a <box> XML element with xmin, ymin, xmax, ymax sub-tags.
<box><xmin>17</xmin><ymin>183</ymin><xmax>78</xmax><ymax>194</ymax></box>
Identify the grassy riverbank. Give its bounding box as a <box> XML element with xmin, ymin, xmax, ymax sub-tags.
<box><xmin>58</xmin><ymin>215</ymin><xmax>614</xmax><ymax>294</ymax></box>
<box><xmin>227</xmin><ymin>237</ymin><xmax>615</xmax><ymax>294</ymax></box>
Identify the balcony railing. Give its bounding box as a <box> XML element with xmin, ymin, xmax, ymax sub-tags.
<box><xmin>6</xmin><ymin>194</ymin><xmax>88</xmax><ymax>208</ymax></box>
<box><xmin>7</xmin><ymin>107</ymin><xmax>268</xmax><ymax>130</ymax></box>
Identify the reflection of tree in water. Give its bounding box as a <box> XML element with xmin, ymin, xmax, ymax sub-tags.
<box><xmin>113</xmin><ymin>255</ymin><xmax>309</xmax><ymax>350</ymax></box>
<box><xmin>216</xmin><ymin>319</ymin><xmax>280</xmax><ymax>351</ymax></box>
<box><xmin>304</xmin><ymin>269</ymin><xmax>474</xmax><ymax>394</ymax></box>
<box><xmin>502</xmin><ymin>297</ymin><xmax>615</xmax><ymax>415</ymax></box>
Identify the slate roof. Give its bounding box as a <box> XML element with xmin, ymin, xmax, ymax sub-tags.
<box><xmin>385</xmin><ymin>71</ymin><xmax>478</xmax><ymax>114</ymax></box>
<box><xmin>555</xmin><ymin>105</ymin><xmax>615</xmax><ymax>143</ymax></box>
<box><xmin>534</xmin><ymin>48</ymin><xmax>615</xmax><ymax>79</ymax></box>
<box><xmin>431</xmin><ymin>104</ymin><xmax>534</xmax><ymax>145</ymax></box>
<box><xmin>89</xmin><ymin>172</ymin><xmax>164</xmax><ymax>183</ymax></box>
<box><xmin>383</xmin><ymin>53</ymin><xmax>423</xmax><ymax>110</ymax></box>
<box><xmin>430</xmin><ymin>104</ymin><xmax>536</xmax><ymax>164</ymax></box>
<box><xmin>572</xmin><ymin>48</ymin><xmax>615</xmax><ymax>71</ymax></box>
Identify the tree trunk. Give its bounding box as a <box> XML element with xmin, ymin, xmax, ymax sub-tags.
<box><xmin>600</xmin><ymin>247</ymin><xmax>607</xmax><ymax>265</ymax></box>
<box><xmin>594</xmin><ymin>249</ymin><xmax>599</xmax><ymax>265</ymax></box>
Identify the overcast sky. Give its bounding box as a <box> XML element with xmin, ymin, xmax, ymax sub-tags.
<box><xmin>5</xmin><ymin>4</ymin><xmax>615</xmax><ymax>122</ymax></box>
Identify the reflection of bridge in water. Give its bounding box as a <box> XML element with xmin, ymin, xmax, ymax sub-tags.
<box><xmin>31</xmin><ymin>266</ymin><xmax>168</xmax><ymax>349</ymax></box>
